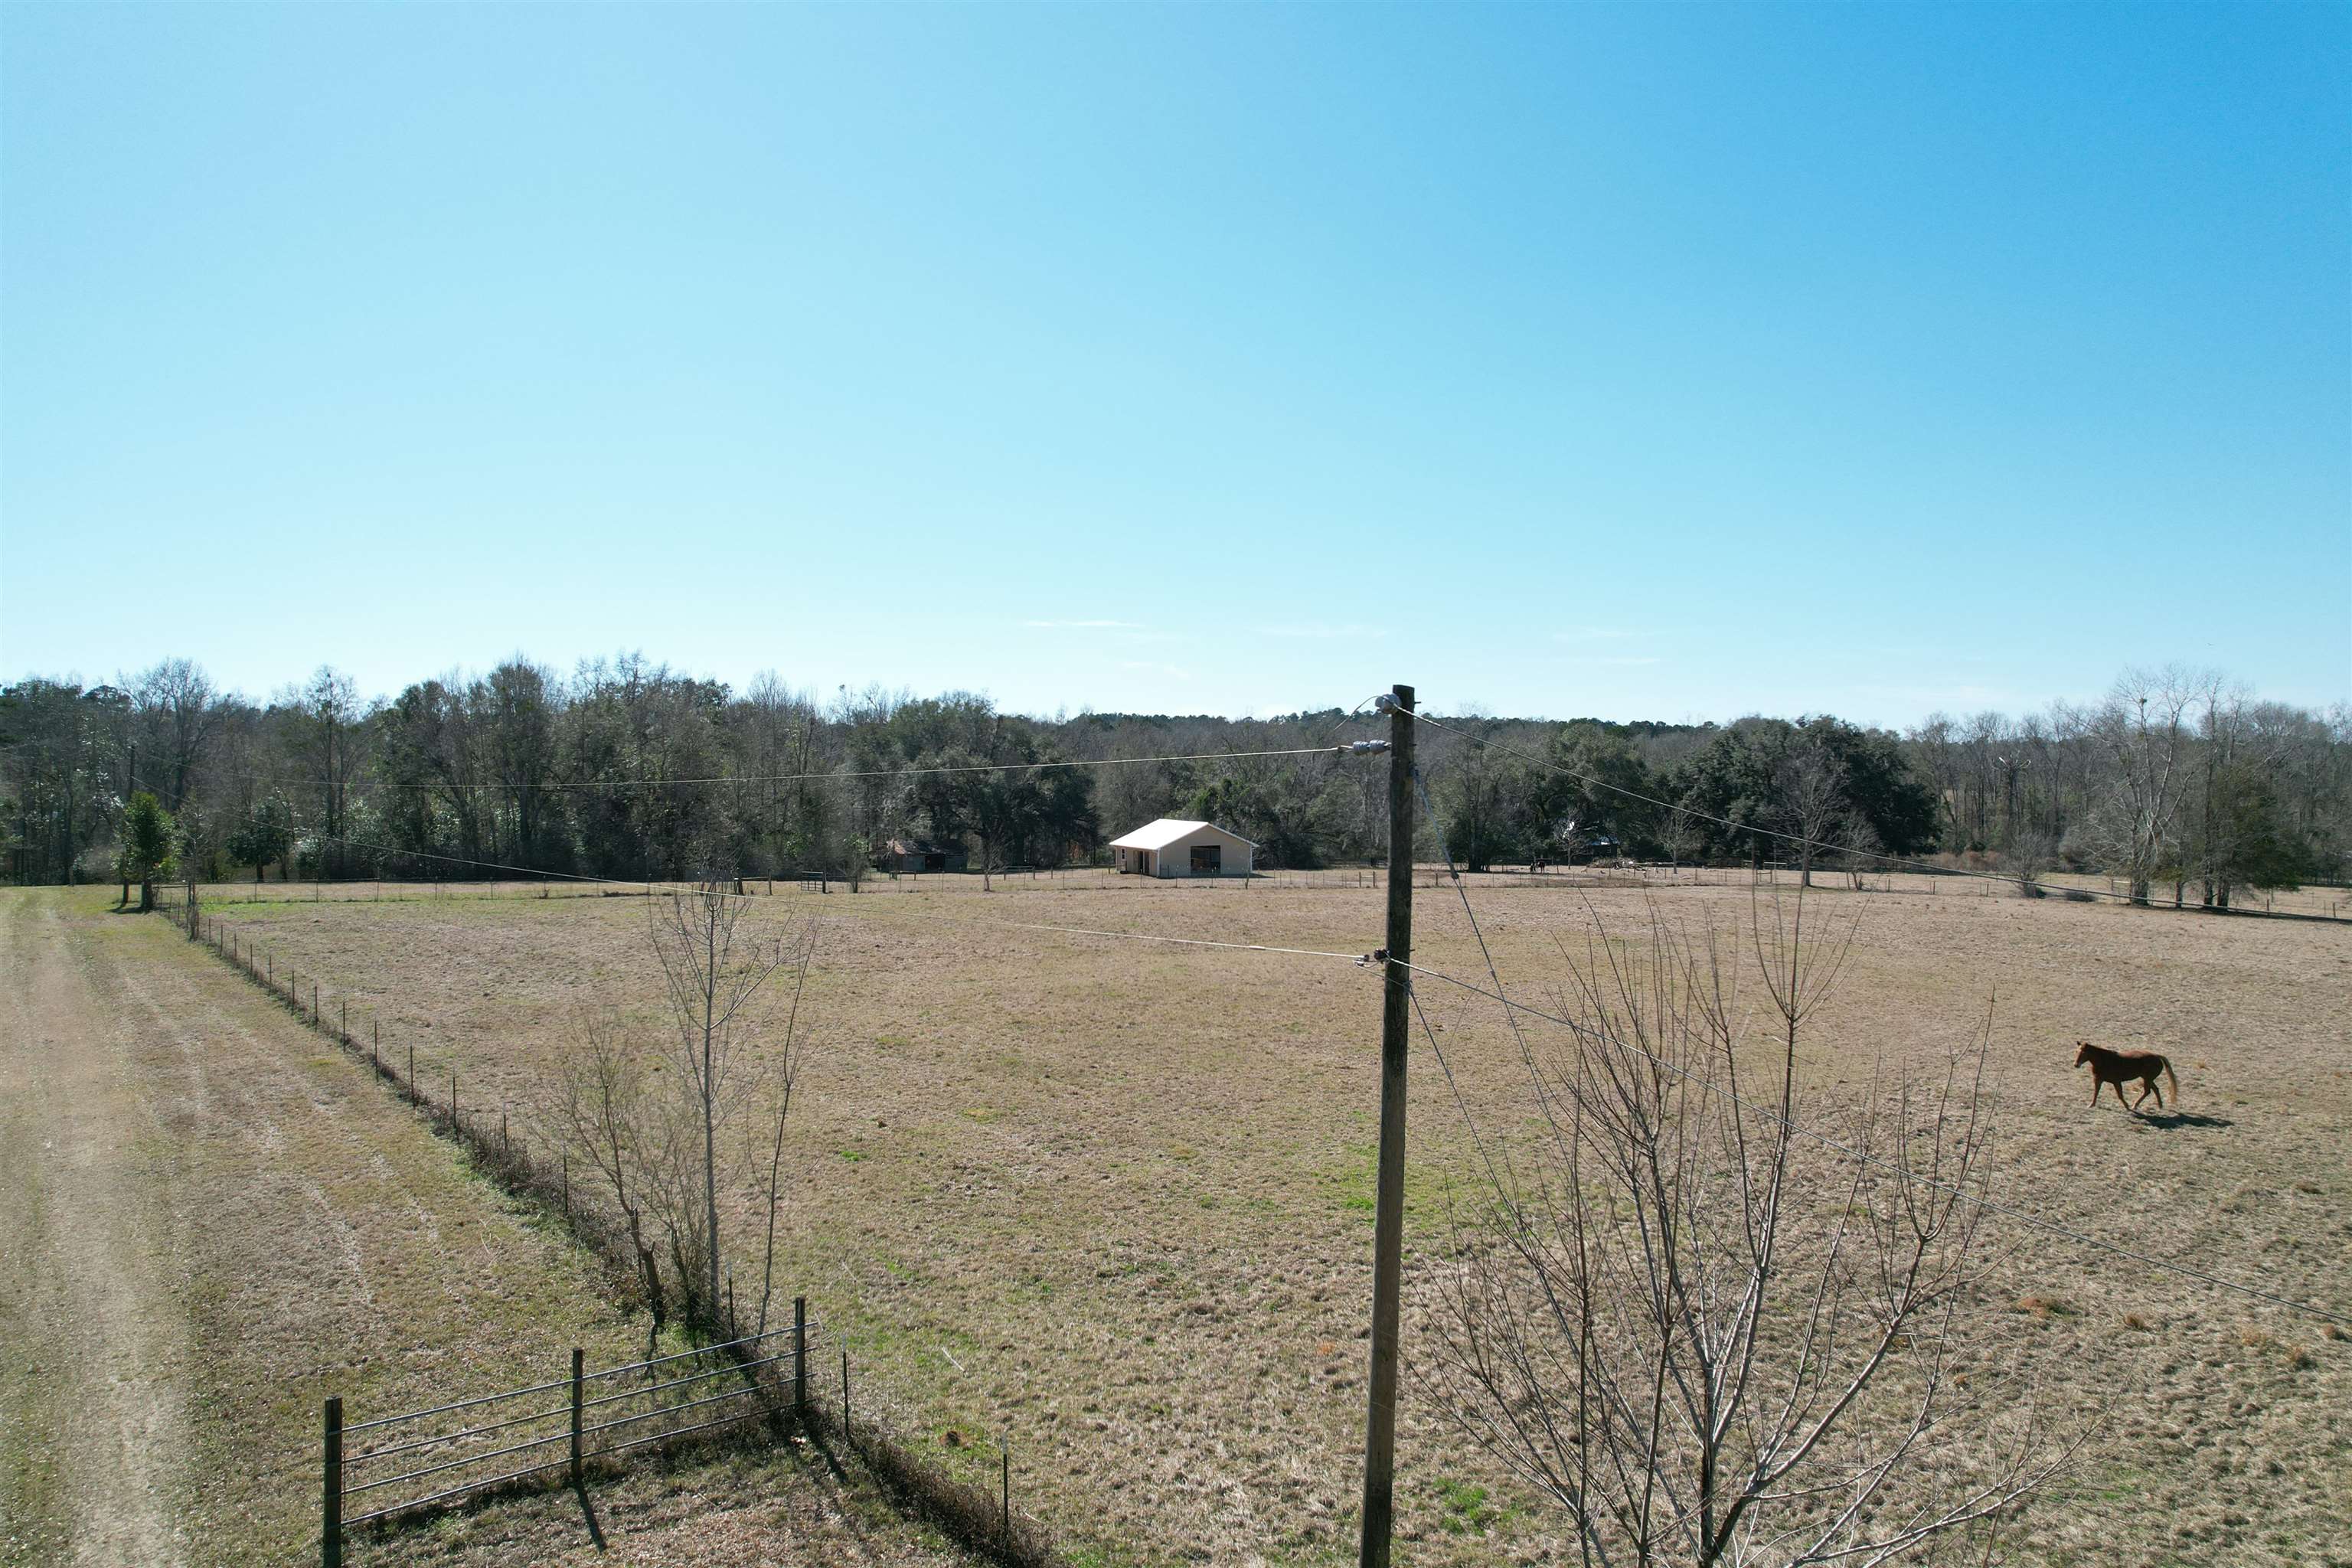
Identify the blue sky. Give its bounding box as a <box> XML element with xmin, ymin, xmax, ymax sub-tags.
<box><xmin>5</xmin><ymin>2</ymin><xmax>2346</xmax><ymax>726</ymax></box>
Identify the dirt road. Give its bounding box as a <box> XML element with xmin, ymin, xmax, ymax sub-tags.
<box><xmin>0</xmin><ymin>890</ymin><xmax>976</xmax><ymax>1568</ymax></box>
<box><xmin>0</xmin><ymin>892</ymin><xmax>648</xmax><ymax>1566</ymax></box>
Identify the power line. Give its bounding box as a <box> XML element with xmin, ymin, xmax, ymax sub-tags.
<box><xmin>177</xmin><ymin>730</ymin><xmax>2349</xmax><ymax>1327</ymax></box>
<box><xmin>2</xmin><ymin>740</ymin><xmax>1361</xmax><ymax>798</ymax></box>
<box><xmin>1398</xmin><ymin>737</ymin><xmax>2349</xmax><ymax>1329</ymax></box>
<box><xmin>218</xmin><ymin>825</ymin><xmax>1379</xmax><ymax>962</ymax></box>
<box><xmin>1400</xmin><ymin>707</ymin><xmax>2148</xmax><ymax>905</ymax></box>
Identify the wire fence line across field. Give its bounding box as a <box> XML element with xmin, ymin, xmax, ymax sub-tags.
<box><xmin>1396</xmin><ymin>955</ymin><xmax>2351</xmax><ymax>1331</ymax></box>
<box><xmin>1397</xmin><ymin>763</ymin><xmax>2352</xmax><ymax>1331</ymax></box>
<box><xmin>1399</xmin><ymin>706</ymin><xmax>2170</xmax><ymax>906</ymax></box>
<box><xmin>44</xmin><ymin>738</ymin><xmax>1370</xmax><ymax>802</ymax></box>
<box><xmin>335</xmin><ymin>1322</ymin><xmax>815</xmax><ymax>1526</ymax></box>
<box><xmin>172</xmin><ymin>856</ymin><xmax>2350</xmax><ymax>1337</ymax></box>
<box><xmin>168</xmin><ymin>895</ymin><xmax>1055</xmax><ymax>1566</ymax></box>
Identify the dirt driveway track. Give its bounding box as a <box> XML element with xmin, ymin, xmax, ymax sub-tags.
<box><xmin>0</xmin><ymin>891</ymin><xmax>648</xmax><ymax>1566</ymax></box>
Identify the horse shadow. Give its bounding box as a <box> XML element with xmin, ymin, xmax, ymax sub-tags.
<box><xmin>2132</xmin><ymin>1109</ymin><xmax>2233</xmax><ymax>1132</ymax></box>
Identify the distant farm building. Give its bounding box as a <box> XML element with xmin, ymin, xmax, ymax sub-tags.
<box><xmin>1108</xmin><ymin>818</ymin><xmax>1256</xmax><ymax>877</ymax></box>
<box><xmin>880</xmin><ymin>838</ymin><xmax>967</xmax><ymax>874</ymax></box>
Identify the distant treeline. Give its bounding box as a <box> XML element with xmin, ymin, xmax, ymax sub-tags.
<box><xmin>4</xmin><ymin>655</ymin><xmax>2345</xmax><ymax>908</ymax></box>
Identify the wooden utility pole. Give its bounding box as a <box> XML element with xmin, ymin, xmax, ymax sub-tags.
<box><xmin>1358</xmin><ymin>683</ymin><xmax>1413</xmax><ymax>1568</ymax></box>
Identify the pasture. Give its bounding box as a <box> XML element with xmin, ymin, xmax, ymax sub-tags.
<box><xmin>191</xmin><ymin>871</ymin><xmax>2351</xmax><ymax>1566</ymax></box>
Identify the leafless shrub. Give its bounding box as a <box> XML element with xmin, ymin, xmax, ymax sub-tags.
<box><xmin>1834</xmin><ymin>812</ymin><xmax>1883</xmax><ymax>891</ymax></box>
<box><xmin>1423</xmin><ymin>893</ymin><xmax>2079</xmax><ymax>1566</ymax></box>
<box><xmin>2003</xmin><ymin>825</ymin><xmax>2055</xmax><ymax>898</ymax></box>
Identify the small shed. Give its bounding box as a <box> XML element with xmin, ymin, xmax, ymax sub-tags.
<box><xmin>1107</xmin><ymin>818</ymin><xmax>1256</xmax><ymax>878</ymax></box>
<box><xmin>880</xmin><ymin>838</ymin><xmax>967</xmax><ymax>874</ymax></box>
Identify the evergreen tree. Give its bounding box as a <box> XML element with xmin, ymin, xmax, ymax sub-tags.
<box><xmin>118</xmin><ymin>791</ymin><xmax>175</xmax><ymax>912</ymax></box>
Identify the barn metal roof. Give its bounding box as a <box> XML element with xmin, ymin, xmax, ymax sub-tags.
<box><xmin>1106</xmin><ymin>818</ymin><xmax>1259</xmax><ymax>851</ymax></box>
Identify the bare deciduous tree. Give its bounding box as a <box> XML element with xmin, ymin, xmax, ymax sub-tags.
<box><xmin>547</xmin><ymin>899</ymin><xmax>819</xmax><ymax>1344</ymax></box>
<box><xmin>1424</xmin><ymin>896</ymin><xmax>2076</xmax><ymax>1566</ymax></box>
<box><xmin>2086</xmin><ymin>668</ymin><xmax>2208</xmax><ymax>906</ymax></box>
<box><xmin>650</xmin><ymin>887</ymin><xmax>805</xmax><ymax>1325</ymax></box>
<box><xmin>1775</xmin><ymin>738</ymin><xmax>1844</xmax><ymax>889</ymax></box>
<box><xmin>1664</xmin><ymin>805</ymin><xmax>1705</xmax><ymax>877</ymax></box>
<box><xmin>1833</xmin><ymin>812</ymin><xmax>1883</xmax><ymax>891</ymax></box>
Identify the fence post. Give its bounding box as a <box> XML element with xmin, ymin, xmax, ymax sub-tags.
<box><xmin>793</xmin><ymin>1296</ymin><xmax>808</xmax><ymax>1417</ymax></box>
<box><xmin>409</xmin><ymin>1040</ymin><xmax>416</xmax><ymax>1097</ymax></box>
<box><xmin>372</xmin><ymin>1021</ymin><xmax>379</xmax><ymax>1073</ymax></box>
<box><xmin>1001</xmin><ymin>1432</ymin><xmax>1011</xmax><ymax>1543</ymax></box>
<box><xmin>841</xmin><ymin>1348</ymin><xmax>851</xmax><ymax>1439</ymax></box>
<box><xmin>340</xmin><ymin>998</ymin><xmax>347</xmax><ymax>1044</ymax></box>
<box><xmin>322</xmin><ymin>1396</ymin><xmax>343</xmax><ymax>1568</ymax></box>
<box><xmin>570</xmin><ymin>1348</ymin><xmax>585</xmax><ymax>1487</ymax></box>
<box><xmin>562</xmin><ymin>1153</ymin><xmax>571</xmax><ymax>1220</ymax></box>
<box><xmin>312</xmin><ymin>982</ymin><xmax>318</xmax><ymax>1026</ymax></box>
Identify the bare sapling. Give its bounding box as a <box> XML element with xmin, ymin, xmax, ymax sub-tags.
<box><xmin>1423</xmin><ymin>890</ymin><xmax>2078</xmax><ymax>1567</ymax></box>
<box><xmin>1834</xmin><ymin>812</ymin><xmax>1882</xmax><ymax>891</ymax></box>
<box><xmin>754</xmin><ymin>930</ymin><xmax>816</xmax><ymax>1337</ymax></box>
<box><xmin>648</xmin><ymin>886</ymin><xmax>814</xmax><ymax>1331</ymax></box>
<box><xmin>541</xmin><ymin>896</ymin><xmax>820</xmax><ymax>1348</ymax></box>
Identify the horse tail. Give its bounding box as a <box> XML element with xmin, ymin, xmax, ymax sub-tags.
<box><xmin>2164</xmin><ymin>1059</ymin><xmax>2180</xmax><ymax>1104</ymax></box>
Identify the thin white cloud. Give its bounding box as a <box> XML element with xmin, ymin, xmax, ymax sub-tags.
<box><xmin>1260</xmin><ymin>622</ymin><xmax>1387</xmax><ymax>640</ymax></box>
<box><xmin>1024</xmin><ymin>619</ymin><xmax>1145</xmax><ymax>629</ymax></box>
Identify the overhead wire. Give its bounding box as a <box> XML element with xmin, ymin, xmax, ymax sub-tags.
<box><xmin>80</xmin><ymin>696</ymin><xmax>2347</xmax><ymax>1325</ymax></box>
<box><xmin>1397</xmin><ymin>706</ymin><xmax>2150</xmax><ymax>905</ymax></box>
<box><xmin>1395</xmin><ymin>956</ymin><xmax>2350</xmax><ymax>1330</ymax></box>
<box><xmin>2</xmin><ymin>739</ymin><xmax>1366</xmax><ymax>798</ymax></box>
<box><xmin>1397</xmin><ymin>743</ymin><xmax>2350</xmax><ymax>1328</ymax></box>
<box><xmin>205</xmin><ymin>825</ymin><xmax>1380</xmax><ymax>963</ymax></box>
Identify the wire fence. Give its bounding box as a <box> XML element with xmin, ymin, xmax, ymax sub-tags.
<box><xmin>168</xmin><ymin>892</ymin><xmax>1060</xmax><ymax>1568</ymax></box>
<box><xmin>325</xmin><ymin>1316</ymin><xmax>815</xmax><ymax>1557</ymax></box>
<box><xmin>154</xmin><ymin>822</ymin><xmax>2347</xmax><ymax>1564</ymax></box>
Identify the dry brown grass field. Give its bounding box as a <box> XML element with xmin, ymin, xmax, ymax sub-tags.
<box><xmin>184</xmin><ymin>871</ymin><xmax>2351</xmax><ymax>1567</ymax></box>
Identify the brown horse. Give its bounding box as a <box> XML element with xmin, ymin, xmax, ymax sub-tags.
<box><xmin>2074</xmin><ymin>1040</ymin><xmax>2180</xmax><ymax>1112</ymax></box>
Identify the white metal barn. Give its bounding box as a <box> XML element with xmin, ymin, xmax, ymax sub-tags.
<box><xmin>1107</xmin><ymin>818</ymin><xmax>1256</xmax><ymax>877</ymax></box>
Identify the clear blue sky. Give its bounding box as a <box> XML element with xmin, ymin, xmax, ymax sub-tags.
<box><xmin>5</xmin><ymin>2</ymin><xmax>2346</xmax><ymax>726</ymax></box>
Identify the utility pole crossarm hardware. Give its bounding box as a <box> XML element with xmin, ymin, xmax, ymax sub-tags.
<box><xmin>1358</xmin><ymin>683</ymin><xmax>1414</xmax><ymax>1568</ymax></box>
